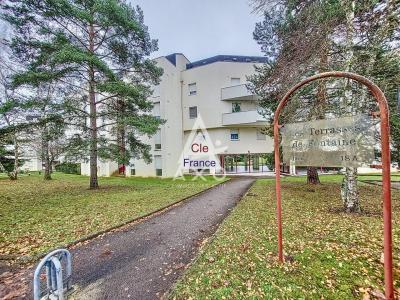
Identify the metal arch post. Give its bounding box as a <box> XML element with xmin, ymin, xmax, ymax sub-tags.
<box><xmin>272</xmin><ymin>71</ymin><xmax>393</xmax><ymax>299</ymax></box>
<box><xmin>64</xmin><ymin>249</ymin><xmax>72</xmax><ymax>290</ymax></box>
<box><xmin>33</xmin><ymin>249</ymin><xmax>72</xmax><ymax>300</ymax></box>
<box><xmin>50</xmin><ymin>257</ymin><xmax>64</xmax><ymax>300</ymax></box>
<box><xmin>274</xmin><ymin>122</ymin><xmax>283</xmax><ymax>263</ymax></box>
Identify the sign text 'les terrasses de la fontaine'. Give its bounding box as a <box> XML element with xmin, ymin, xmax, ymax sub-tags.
<box><xmin>281</xmin><ymin>114</ymin><xmax>376</xmax><ymax>167</ymax></box>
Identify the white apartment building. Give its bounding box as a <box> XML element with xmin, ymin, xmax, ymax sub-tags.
<box><xmin>81</xmin><ymin>53</ymin><xmax>275</xmax><ymax>177</ymax></box>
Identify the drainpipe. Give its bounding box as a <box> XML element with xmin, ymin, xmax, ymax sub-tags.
<box><xmin>180</xmin><ymin>79</ymin><xmax>185</xmax><ymax>146</ymax></box>
<box><xmin>248</xmin><ymin>151</ymin><xmax>251</xmax><ymax>173</ymax></box>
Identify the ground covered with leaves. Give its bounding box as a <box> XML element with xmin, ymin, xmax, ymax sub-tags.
<box><xmin>0</xmin><ymin>173</ymin><xmax>223</xmax><ymax>259</ymax></box>
<box><xmin>170</xmin><ymin>176</ymin><xmax>400</xmax><ymax>299</ymax></box>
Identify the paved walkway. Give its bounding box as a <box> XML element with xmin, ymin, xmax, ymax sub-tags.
<box><xmin>67</xmin><ymin>177</ymin><xmax>255</xmax><ymax>300</ymax></box>
<box><xmin>359</xmin><ymin>180</ymin><xmax>400</xmax><ymax>190</ymax></box>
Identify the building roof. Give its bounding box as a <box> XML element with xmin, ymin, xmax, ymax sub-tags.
<box><xmin>165</xmin><ymin>53</ymin><xmax>183</xmax><ymax>66</ymax></box>
<box><xmin>186</xmin><ymin>55</ymin><xmax>267</xmax><ymax>69</ymax></box>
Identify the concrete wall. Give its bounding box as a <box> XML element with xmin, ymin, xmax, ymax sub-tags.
<box><xmin>81</xmin><ymin>160</ymin><xmax>118</xmax><ymax>177</ymax></box>
<box><xmin>181</xmin><ymin>61</ymin><xmax>263</xmax><ymax>131</ymax></box>
<box><xmin>183</xmin><ymin>127</ymin><xmax>273</xmax><ymax>155</ymax></box>
<box><xmin>21</xmin><ymin>157</ymin><xmax>42</xmax><ymax>172</ymax></box>
<box><xmin>127</xmin><ymin>54</ymin><xmax>189</xmax><ymax>177</ymax></box>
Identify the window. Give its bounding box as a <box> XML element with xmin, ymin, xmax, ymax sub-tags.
<box><xmin>153</xmin><ymin>102</ymin><xmax>160</xmax><ymax>118</ymax></box>
<box><xmin>152</xmin><ymin>84</ymin><xmax>160</xmax><ymax>97</ymax></box>
<box><xmin>188</xmin><ymin>83</ymin><xmax>197</xmax><ymax>95</ymax></box>
<box><xmin>231</xmin><ymin>77</ymin><xmax>240</xmax><ymax>85</ymax></box>
<box><xmin>130</xmin><ymin>169</ymin><xmax>136</xmax><ymax>175</ymax></box>
<box><xmin>230</xmin><ymin>129</ymin><xmax>239</xmax><ymax>141</ymax></box>
<box><xmin>257</xmin><ymin>128</ymin><xmax>266</xmax><ymax>140</ymax></box>
<box><xmin>154</xmin><ymin>155</ymin><xmax>162</xmax><ymax>176</ymax></box>
<box><xmin>189</xmin><ymin>106</ymin><xmax>197</xmax><ymax>119</ymax></box>
<box><xmin>154</xmin><ymin>130</ymin><xmax>161</xmax><ymax>150</ymax></box>
<box><xmin>232</xmin><ymin>102</ymin><xmax>241</xmax><ymax>113</ymax></box>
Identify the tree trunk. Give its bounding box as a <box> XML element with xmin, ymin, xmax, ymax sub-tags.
<box><xmin>307</xmin><ymin>167</ymin><xmax>320</xmax><ymax>184</ymax></box>
<box><xmin>117</xmin><ymin>127</ymin><xmax>126</xmax><ymax>176</ymax></box>
<box><xmin>340</xmin><ymin>0</ymin><xmax>359</xmax><ymax>212</ymax></box>
<box><xmin>44</xmin><ymin>159</ymin><xmax>51</xmax><ymax>180</ymax></box>
<box><xmin>42</xmin><ymin>127</ymin><xmax>52</xmax><ymax>180</ymax></box>
<box><xmin>2</xmin><ymin>79</ymin><xmax>18</xmax><ymax>180</ymax></box>
<box><xmin>341</xmin><ymin>167</ymin><xmax>360</xmax><ymax>212</ymax></box>
<box><xmin>0</xmin><ymin>126</ymin><xmax>18</xmax><ymax>180</ymax></box>
<box><xmin>10</xmin><ymin>133</ymin><xmax>18</xmax><ymax>180</ymax></box>
<box><xmin>117</xmin><ymin>99</ymin><xmax>126</xmax><ymax>176</ymax></box>
<box><xmin>43</xmin><ymin>147</ymin><xmax>51</xmax><ymax>180</ymax></box>
<box><xmin>306</xmin><ymin>39</ymin><xmax>327</xmax><ymax>185</ymax></box>
<box><xmin>88</xmin><ymin>23</ymin><xmax>98</xmax><ymax>189</ymax></box>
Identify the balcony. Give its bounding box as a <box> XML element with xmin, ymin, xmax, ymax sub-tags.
<box><xmin>221</xmin><ymin>84</ymin><xmax>259</xmax><ymax>101</ymax></box>
<box><xmin>222</xmin><ymin>110</ymin><xmax>268</xmax><ymax>126</ymax></box>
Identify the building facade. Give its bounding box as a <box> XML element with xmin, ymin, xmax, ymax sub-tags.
<box><xmin>81</xmin><ymin>53</ymin><xmax>274</xmax><ymax>177</ymax></box>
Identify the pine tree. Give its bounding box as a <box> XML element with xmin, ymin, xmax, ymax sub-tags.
<box><xmin>250</xmin><ymin>0</ymin><xmax>399</xmax><ymax>211</ymax></box>
<box><xmin>1</xmin><ymin>0</ymin><xmax>162</xmax><ymax>188</ymax></box>
<box><xmin>250</xmin><ymin>1</ymin><xmax>341</xmax><ymax>184</ymax></box>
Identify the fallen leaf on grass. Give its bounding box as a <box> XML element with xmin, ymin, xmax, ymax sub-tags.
<box><xmin>370</xmin><ymin>289</ymin><xmax>385</xmax><ymax>299</ymax></box>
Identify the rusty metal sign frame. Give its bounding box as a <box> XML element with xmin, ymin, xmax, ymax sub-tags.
<box><xmin>273</xmin><ymin>71</ymin><xmax>394</xmax><ymax>299</ymax></box>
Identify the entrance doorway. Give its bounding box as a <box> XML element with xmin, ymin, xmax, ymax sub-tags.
<box><xmin>221</xmin><ymin>153</ymin><xmax>271</xmax><ymax>174</ymax></box>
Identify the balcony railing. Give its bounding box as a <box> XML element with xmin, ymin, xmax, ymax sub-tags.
<box><xmin>222</xmin><ymin>110</ymin><xmax>268</xmax><ymax>126</ymax></box>
<box><xmin>221</xmin><ymin>84</ymin><xmax>259</xmax><ymax>101</ymax></box>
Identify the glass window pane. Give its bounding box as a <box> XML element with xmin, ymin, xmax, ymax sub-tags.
<box><xmin>188</xmin><ymin>83</ymin><xmax>197</xmax><ymax>95</ymax></box>
<box><xmin>153</xmin><ymin>102</ymin><xmax>160</xmax><ymax>117</ymax></box>
<box><xmin>154</xmin><ymin>155</ymin><xmax>162</xmax><ymax>169</ymax></box>
<box><xmin>189</xmin><ymin>106</ymin><xmax>197</xmax><ymax>119</ymax></box>
<box><xmin>232</xmin><ymin>102</ymin><xmax>241</xmax><ymax>113</ymax></box>
<box><xmin>231</xmin><ymin>78</ymin><xmax>240</xmax><ymax>85</ymax></box>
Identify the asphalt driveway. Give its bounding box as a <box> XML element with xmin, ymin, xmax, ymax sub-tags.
<box><xmin>69</xmin><ymin>177</ymin><xmax>255</xmax><ymax>300</ymax></box>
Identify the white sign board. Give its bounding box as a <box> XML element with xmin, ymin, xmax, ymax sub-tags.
<box><xmin>281</xmin><ymin>115</ymin><xmax>376</xmax><ymax>167</ymax></box>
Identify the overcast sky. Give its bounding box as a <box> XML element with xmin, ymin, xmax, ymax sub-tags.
<box><xmin>132</xmin><ymin>0</ymin><xmax>264</xmax><ymax>62</ymax></box>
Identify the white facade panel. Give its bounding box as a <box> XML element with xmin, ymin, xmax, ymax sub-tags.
<box><xmin>81</xmin><ymin>160</ymin><xmax>118</xmax><ymax>177</ymax></box>
<box><xmin>222</xmin><ymin>110</ymin><xmax>269</xmax><ymax>126</ymax></box>
<box><xmin>84</xmin><ymin>54</ymin><xmax>274</xmax><ymax>177</ymax></box>
<box><xmin>221</xmin><ymin>84</ymin><xmax>259</xmax><ymax>101</ymax></box>
<box><xmin>183</xmin><ymin>128</ymin><xmax>273</xmax><ymax>156</ymax></box>
<box><xmin>21</xmin><ymin>157</ymin><xmax>42</xmax><ymax>172</ymax></box>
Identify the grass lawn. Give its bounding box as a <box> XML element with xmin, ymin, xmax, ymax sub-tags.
<box><xmin>0</xmin><ymin>172</ymin><xmax>225</xmax><ymax>259</ymax></box>
<box><xmin>170</xmin><ymin>175</ymin><xmax>400</xmax><ymax>299</ymax></box>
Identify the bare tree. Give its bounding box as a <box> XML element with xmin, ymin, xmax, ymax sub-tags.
<box><xmin>0</xmin><ymin>58</ymin><xmax>24</xmax><ymax>180</ymax></box>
